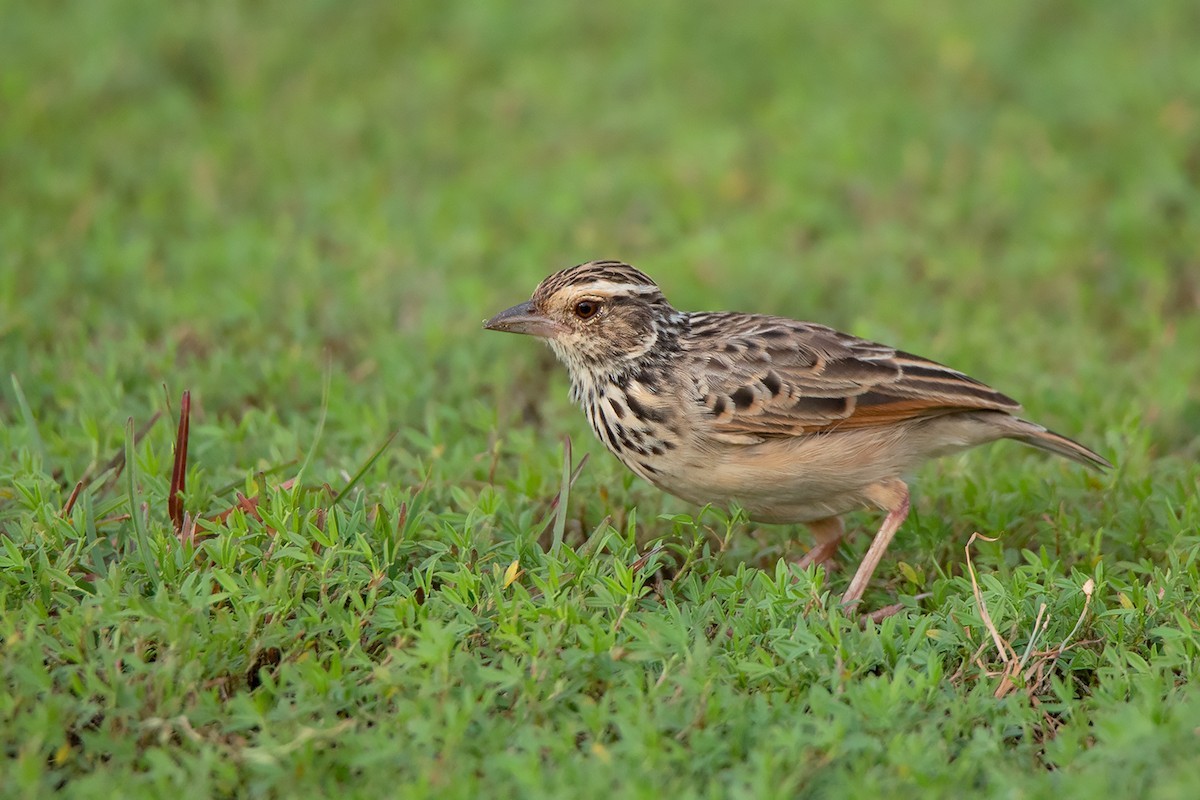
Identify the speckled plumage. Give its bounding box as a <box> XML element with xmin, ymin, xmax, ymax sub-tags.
<box><xmin>485</xmin><ymin>260</ymin><xmax>1110</xmax><ymax>607</ymax></box>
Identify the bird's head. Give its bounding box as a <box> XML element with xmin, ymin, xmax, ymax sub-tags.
<box><xmin>484</xmin><ymin>260</ymin><xmax>679</xmax><ymax>378</ymax></box>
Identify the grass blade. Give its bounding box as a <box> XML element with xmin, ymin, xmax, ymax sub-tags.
<box><xmin>552</xmin><ymin>436</ymin><xmax>572</xmax><ymax>552</ymax></box>
<box><xmin>126</xmin><ymin>417</ymin><xmax>160</xmax><ymax>588</ymax></box>
<box><xmin>10</xmin><ymin>373</ymin><xmax>46</xmax><ymax>466</ymax></box>
<box><xmin>91</xmin><ymin>412</ymin><xmax>162</xmax><ymax>491</ymax></box>
<box><xmin>168</xmin><ymin>390</ymin><xmax>191</xmax><ymax>533</ymax></box>
<box><xmin>332</xmin><ymin>429</ymin><xmax>399</xmax><ymax>507</ymax></box>
<box><xmin>292</xmin><ymin>359</ymin><xmax>332</xmax><ymax>504</ymax></box>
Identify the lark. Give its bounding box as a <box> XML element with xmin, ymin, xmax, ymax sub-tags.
<box><xmin>484</xmin><ymin>261</ymin><xmax>1110</xmax><ymax>607</ymax></box>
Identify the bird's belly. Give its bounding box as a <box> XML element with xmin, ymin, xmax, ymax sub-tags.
<box><xmin>642</xmin><ymin>457</ymin><xmax>870</xmax><ymax>523</ymax></box>
<box><xmin>623</xmin><ymin>428</ymin><xmax>925</xmax><ymax>524</ymax></box>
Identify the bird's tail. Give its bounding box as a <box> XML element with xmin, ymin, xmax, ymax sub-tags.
<box><xmin>1006</xmin><ymin>418</ymin><xmax>1112</xmax><ymax>471</ymax></box>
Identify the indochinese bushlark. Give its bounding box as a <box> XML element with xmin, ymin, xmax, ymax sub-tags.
<box><xmin>484</xmin><ymin>261</ymin><xmax>1110</xmax><ymax>607</ymax></box>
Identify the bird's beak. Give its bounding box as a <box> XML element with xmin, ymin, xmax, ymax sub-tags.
<box><xmin>483</xmin><ymin>301</ymin><xmax>566</xmax><ymax>338</ymax></box>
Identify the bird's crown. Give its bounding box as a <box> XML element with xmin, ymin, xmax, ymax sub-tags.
<box><xmin>532</xmin><ymin>260</ymin><xmax>662</xmax><ymax>305</ymax></box>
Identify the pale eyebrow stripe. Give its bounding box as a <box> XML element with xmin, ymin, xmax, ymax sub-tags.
<box><xmin>577</xmin><ymin>281</ymin><xmax>660</xmax><ymax>295</ymax></box>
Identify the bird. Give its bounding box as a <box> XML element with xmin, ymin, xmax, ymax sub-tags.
<box><xmin>483</xmin><ymin>260</ymin><xmax>1111</xmax><ymax>608</ymax></box>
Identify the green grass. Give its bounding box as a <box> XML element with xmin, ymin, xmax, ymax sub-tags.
<box><xmin>3</xmin><ymin>0</ymin><xmax>1200</xmax><ymax>796</ymax></box>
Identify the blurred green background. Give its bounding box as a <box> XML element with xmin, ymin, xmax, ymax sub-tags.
<box><xmin>2</xmin><ymin>1</ymin><xmax>1200</xmax><ymax>796</ymax></box>
<box><xmin>4</xmin><ymin>0</ymin><xmax>1197</xmax><ymax>463</ymax></box>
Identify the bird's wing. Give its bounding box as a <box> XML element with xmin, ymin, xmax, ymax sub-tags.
<box><xmin>685</xmin><ymin>313</ymin><xmax>1020</xmax><ymax>440</ymax></box>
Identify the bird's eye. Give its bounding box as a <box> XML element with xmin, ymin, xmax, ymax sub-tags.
<box><xmin>574</xmin><ymin>300</ymin><xmax>601</xmax><ymax>320</ymax></box>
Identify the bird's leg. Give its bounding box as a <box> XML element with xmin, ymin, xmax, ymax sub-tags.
<box><xmin>841</xmin><ymin>480</ymin><xmax>911</xmax><ymax>608</ymax></box>
<box><xmin>795</xmin><ymin>516</ymin><xmax>844</xmax><ymax>570</ymax></box>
